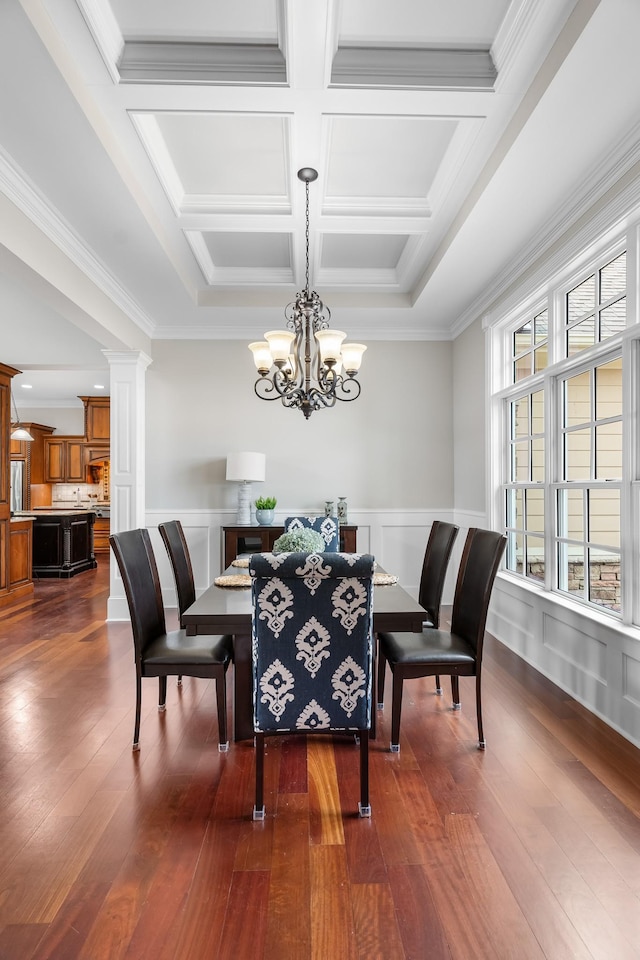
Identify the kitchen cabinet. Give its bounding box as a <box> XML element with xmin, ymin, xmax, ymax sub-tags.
<box><xmin>44</xmin><ymin>437</ymin><xmax>85</xmax><ymax>483</ymax></box>
<box><xmin>93</xmin><ymin>516</ymin><xmax>110</xmax><ymax>553</ymax></box>
<box><xmin>9</xmin><ymin>518</ymin><xmax>33</xmax><ymax>589</ymax></box>
<box><xmin>80</xmin><ymin>396</ymin><xmax>110</xmax><ymax>442</ymax></box>
<box><xmin>1</xmin><ymin>362</ymin><xmax>34</xmax><ymax>606</ymax></box>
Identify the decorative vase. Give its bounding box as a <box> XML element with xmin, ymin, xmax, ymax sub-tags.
<box><xmin>325</xmin><ymin>500</ymin><xmax>334</xmax><ymax>517</ymax></box>
<box><xmin>255</xmin><ymin>508</ymin><xmax>275</xmax><ymax>526</ymax></box>
<box><xmin>337</xmin><ymin>497</ymin><xmax>348</xmax><ymax>524</ymax></box>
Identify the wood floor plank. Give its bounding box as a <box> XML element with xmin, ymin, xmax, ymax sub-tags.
<box><xmin>310</xmin><ymin>845</ymin><xmax>357</xmax><ymax>960</ymax></box>
<box><xmin>351</xmin><ymin>882</ymin><xmax>405</xmax><ymax>960</ymax></box>
<box><xmin>388</xmin><ymin>864</ymin><xmax>452</xmax><ymax>960</ymax></box>
<box><xmin>216</xmin><ymin>870</ymin><xmax>270</xmax><ymax>960</ymax></box>
<box><xmin>308</xmin><ymin>738</ymin><xmax>345</xmax><ymax>846</ymax></box>
<box><xmin>263</xmin><ymin>792</ymin><xmax>311</xmax><ymax>960</ymax></box>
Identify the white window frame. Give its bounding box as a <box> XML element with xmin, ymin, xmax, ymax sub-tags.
<box><xmin>487</xmin><ymin>226</ymin><xmax>640</xmax><ymax>625</ymax></box>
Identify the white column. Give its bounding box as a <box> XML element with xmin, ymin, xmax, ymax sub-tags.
<box><xmin>104</xmin><ymin>349</ymin><xmax>152</xmax><ymax>620</ymax></box>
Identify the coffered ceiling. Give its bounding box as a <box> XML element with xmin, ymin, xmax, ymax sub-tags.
<box><xmin>2</xmin><ymin>0</ymin><xmax>640</xmax><ymax>404</ymax></box>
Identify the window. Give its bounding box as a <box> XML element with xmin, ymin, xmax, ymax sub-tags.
<box><xmin>512</xmin><ymin>309</ymin><xmax>549</xmax><ymax>381</ymax></box>
<box><xmin>565</xmin><ymin>252</ymin><xmax>626</xmax><ymax>356</ymax></box>
<box><xmin>556</xmin><ymin>357</ymin><xmax>622</xmax><ymax>612</ymax></box>
<box><xmin>504</xmin><ymin>389</ymin><xmax>545</xmax><ymax>582</ymax></box>
<box><xmin>494</xmin><ymin>244</ymin><xmax>628</xmax><ymax>618</ymax></box>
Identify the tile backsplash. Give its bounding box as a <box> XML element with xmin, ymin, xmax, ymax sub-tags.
<box><xmin>52</xmin><ymin>482</ymin><xmax>107</xmax><ymax>505</ymax></box>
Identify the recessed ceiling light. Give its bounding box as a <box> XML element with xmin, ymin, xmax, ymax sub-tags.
<box><xmin>93</xmin><ymin>384</ymin><xmax>105</xmax><ymax>389</ymax></box>
<box><xmin>21</xmin><ymin>383</ymin><xmax>32</xmax><ymax>389</ymax></box>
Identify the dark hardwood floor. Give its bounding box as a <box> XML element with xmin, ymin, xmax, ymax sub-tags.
<box><xmin>1</xmin><ymin>562</ymin><xmax>640</xmax><ymax>959</ymax></box>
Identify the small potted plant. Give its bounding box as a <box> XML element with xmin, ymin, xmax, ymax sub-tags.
<box><xmin>255</xmin><ymin>496</ymin><xmax>277</xmax><ymax>526</ymax></box>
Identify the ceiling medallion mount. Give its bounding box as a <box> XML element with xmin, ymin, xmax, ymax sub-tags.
<box><xmin>249</xmin><ymin>167</ymin><xmax>366</xmax><ymax>419</ymax></box>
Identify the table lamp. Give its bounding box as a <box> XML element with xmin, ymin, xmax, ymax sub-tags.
<box><xmin>226</xmin><ymin>452</ymin><xmax>266</xmax><ymax>525</ymax></box>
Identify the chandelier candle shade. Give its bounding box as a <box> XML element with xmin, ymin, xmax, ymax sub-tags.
<box><xmin>249</xmin><ymin>167</ymin><xmax>366</xmax><ymax>419</ymax></box>
<box><xmin>226</xmin><ymin>452</ymin><xmax>266</xmax><ymax>526</ymax></box>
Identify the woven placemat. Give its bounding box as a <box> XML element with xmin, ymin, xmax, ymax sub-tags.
<box><xmin>214</xmin><ymin>574</ymin><xmax>252</xmax><ymax>588</ymax></box>
<box><xmin>231</xmin><ymin>557</ymin><xmax>250</xmax><ymax>568</ymax></box>
<box><xmin>373</xmin><ymin>572</ymin><xmax>398</xmax><ymax>586</ymax></box>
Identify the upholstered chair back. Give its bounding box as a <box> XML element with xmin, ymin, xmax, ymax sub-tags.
<box><xmin>250</xmin><ymin>551</ymin><xmax>375</xmax><ymax>733</ymax></box>
<box><xmin>283</xmin><ymin>515</ymin><xmax>340</xmax><ymax>551</ymax></box>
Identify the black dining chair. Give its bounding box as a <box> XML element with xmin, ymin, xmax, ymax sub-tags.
<box><xmin>377</xmin><ymin>520</ymin><xmax>459</xmax><ymax>708</ymax></box>
<box><xmin>249</xmin><ymin>550</ymin><xmax>375</xmax><ymax>820</ymax></box>
<box><xmin>110</xmin><ymin>527</ymin><xmax>232</xmax><ymax>752</ymax></box>
<box><xmin>377</xmin><ymin>527</ymin><xmax>506</xmax><ymax>752</ymax></box>
<box><xmin>158</xmin><ymin>519</ymin><xmax>233</xmax><ymax>750</ymax></box>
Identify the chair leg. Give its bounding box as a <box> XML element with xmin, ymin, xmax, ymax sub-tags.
<box><xmin>358</xmin><ymin>729</ymin><xmax>371</xmax><ymax>817</ymax></box>
<box><xmin>451</xmin><ymin>675</ymin><xmax>461</xmax><ymax>710</ymax></box>
<box><xmin>216</xmin><ymin>668</ymin><xmax>229</xmax><ymax>752</ymax></box>
<box><xmin>435</xmin><ymin>675</ymin><xmax>443</xmax><ymax>695</ymax></box>
<box><xmin>158</xmin><ymin>676</ymin><xmax>167</xmax><ymax>711</ymax></box>
<box><xmin>253</xmin><ymin>733</ymin><xmax>265</xmax><ymax>820</ymax></box>
<box><xmin>377</xmin><ymin>646</ymin><xmax>386</xmax><ymax>709</ymax></box>
<box><xmin>390</xmin><ymin>671</ymin><xmax>403</xmax><ymax>752</ymax></box>
<box><xmin>133</xmin><ymin>673</ymin><xmax>142</xmax><ymax>750</ymax></box>
<box><xmin>476</xmin><ymin>673</ymin><xmax>485</xmax><ymax>749</ymax></box>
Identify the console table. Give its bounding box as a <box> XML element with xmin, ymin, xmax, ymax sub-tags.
<box><xmin>222</xmin><ymin>524</ymin><xmax>358</xmax><ymax>569</ymax></box>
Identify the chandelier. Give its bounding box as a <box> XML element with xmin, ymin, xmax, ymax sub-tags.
<box><xmin>249</xmin><ymin>167</ymin><xmax>366</xmax><ymax>419</ymax></box>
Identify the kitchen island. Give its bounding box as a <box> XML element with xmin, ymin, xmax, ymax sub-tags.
<box><xmin>30</xmin><ymin>510</ymin><xmax>97</xmax><ymax>578</ymax></box>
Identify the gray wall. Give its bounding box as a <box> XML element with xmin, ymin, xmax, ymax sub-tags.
<box><xmin>452</xmin><ymin>318</ymin><xmax>486</xmax><ymax>514</ymax></box>
<box><xmin>145</xmin><ymin>339</ymin><xmax>455</xmax><ymax>512</ymax></box>
<box><xmin>17</xmin><ymin>406</ymin><xmax>84</xmax><ymax>435</ymax></box>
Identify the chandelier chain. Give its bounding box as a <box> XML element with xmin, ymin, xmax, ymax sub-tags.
<box><xmin>304</xmin><ymin>178</ymin><xmax>310</xmax><ymax>295</ymax></box>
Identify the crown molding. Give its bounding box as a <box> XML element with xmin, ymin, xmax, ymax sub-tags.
<box><xmin>330</xmin><ymin>46</ymin><xmax>496</xmax><ymax>91</ymax></box>
<box><xmin>77</xmin><ymin>0</ymin><xmax>124</xmax><ymax>84</ymax></box>
<box><xmin>451</xmin><ymin>122</ymin><xmax>640</xmax><ymax>338</ymax></box>
<box><xmin>118</xmin><ymin>41</ymin><xmax>287</xmax><ymax>86</ymax></box>
<box><xmin>0</xmin><ymin>148</ymin><xmax>156</xmax><ymax>339</ymax></box>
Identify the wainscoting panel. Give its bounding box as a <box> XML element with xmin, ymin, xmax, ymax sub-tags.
<box><xmin>623</xmin><ymin>648</ymin><xmax>640</xmax><ymax>708</ymax></box>
<box><xmin>541</xmin><ymin>612</ymin><xmax>608</xmax><ymax>683</ymax></box>
<box><xmin>141</xmin><ymin>508</ymin><xmax>457</xmax><ymax>610</ymax></box>
<box><xmin>489</xmin><ymin>574</ymin><xmax>640</xmax><ymax>749</ymax></box>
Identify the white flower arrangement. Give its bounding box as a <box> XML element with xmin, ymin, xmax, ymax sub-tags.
<box><xmin>272</xmin><ymin>528</ymin><xmax>325</xmax><ymax>554</ymax></box>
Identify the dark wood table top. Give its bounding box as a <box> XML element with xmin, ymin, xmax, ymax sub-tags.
<box><xmin>183</xmin><ymin>564</ymin><xmax>426</xmax><ymax>635</ymax></box>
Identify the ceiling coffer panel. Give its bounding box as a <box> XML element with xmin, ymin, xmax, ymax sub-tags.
<box><xmin>323</xmin><ymin>115</ymin><xmax>458</xmax><ymax>215</ymax></box>
<box><xmin>185</xmin><ymin>231</ymin><xmax>294</xmax><ymax>286</ymax></box>
<box><xmin>131</xmin><ymin>112</ymin><xmax>291</xmax><ymax>214</ymax></box>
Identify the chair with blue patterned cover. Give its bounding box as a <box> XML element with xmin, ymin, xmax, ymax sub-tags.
<box><xmin>249</xmin><ymin>550</ymin><xmax>375</xmax><ymax>820</ymax></box>
<box><xmin>283</xmin><ymin>515</ymin><xmax>340</xmax><ymax>551</ymax></box>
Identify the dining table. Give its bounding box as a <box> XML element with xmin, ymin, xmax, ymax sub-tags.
<box><xmin>182</xmin><ymin>560</ymin><xmax>427</xmax><ymax>741</ymax></box>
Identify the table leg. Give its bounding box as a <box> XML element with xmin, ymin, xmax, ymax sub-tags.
<box><xmin>232</xmin><ymin>633</ymin><xmax>254</xmax><ymax>741</ymax></box>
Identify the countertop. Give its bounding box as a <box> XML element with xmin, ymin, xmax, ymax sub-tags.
<box><xmin>13</xmin><ymin>509</ymin><xmax>106</xmax><ymax>518</ymax></box>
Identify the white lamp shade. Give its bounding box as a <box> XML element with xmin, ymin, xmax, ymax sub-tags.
<box><xmin>264</xmin><ymin>330</ymin><xmax>295</xmax><ymax>364</ymax></box>
<box><xmin>315</xmin><ymin>329</ymin><xmax>346</xmax><ymax>364</ymax></box>
<box><xmin>248</xmin><ymin>341</ymin><xmax>273</xmax><ymax>373</ymax></box>
<box><xmin>226</xmin><ymin>451</ymin><xmax>266</xmax><ymax>483</ymax></box>
<box><xmin>340</xmin><ymin>342</ymin><xmax>367</xmax><ymax>373</ymax></box>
